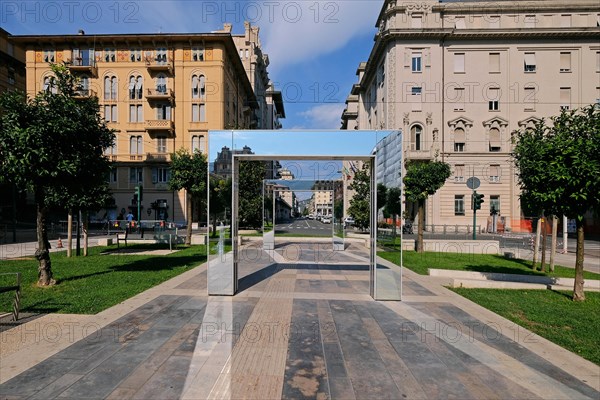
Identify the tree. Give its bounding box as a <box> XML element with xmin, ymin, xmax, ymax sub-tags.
<box><xmin>209</xmin><ymin>175</ymin><xmax>232</xmax><ymax>237</ymax></box>
<box><xmin>403</xmin><ymin>160</ymin><xmax>451</xmax><ymax>253</ymax></box>
<box><xmin>513</xmin><ymin>105</ymin><xmax>600</xmax><ymax>301</ymax></box>
<box><xmin>0</xmin><ymin>64</ymin><xmax>115</xmax><ymax>285</ymax></box>
<box><xmin>384</xmin><ymin>187</ymin><xmax>402</xmax><ymax>237</ymax></box>
<box><xmin>348</xmin><ymin>164</ymin><xmax>371</xmax><ymax>231</ymax></box>
<box><xmin>238</xmin><ymin>160</ymin><xmax>265</xmax><ymax>228</ymax></box>
<box><xmin>169</xmin><ymin>148</ymin><xmax>208</xmax><ymax>245</ymax></box>
<box><xmin>377</xmin><ymin>183</ymin><xmax>388</xmax><ymax>211</ymax></box>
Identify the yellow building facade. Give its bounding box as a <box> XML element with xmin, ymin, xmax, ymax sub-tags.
<box><xmin>13</xmin><ymin>30</ymin><xmax>259</xmax><ymax>222</ymax></box>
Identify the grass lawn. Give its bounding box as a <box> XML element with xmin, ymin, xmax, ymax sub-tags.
<box><xmin>451</xmin><ymin>288</ymin><xmax>600</xmax><ymax>365</ymax></box>
<box><xmin>377</xmin><ymin>250</ymin><xmax>600</xmax><ymax>280</ymax></box>
<box><xmin>0</xmin><ymin>244</ymin><xmax>209</xmax><ymax>315</ymax></box>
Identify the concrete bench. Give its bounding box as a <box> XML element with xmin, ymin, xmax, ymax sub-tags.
<box><xmin>0</xmin><ymin>272</ymin><xmax>21</xmax><ymax>321</ymax></box>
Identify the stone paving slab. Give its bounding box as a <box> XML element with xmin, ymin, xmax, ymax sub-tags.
<box><xmin>1</xmin><ymin>242</ymin><xmax>598</xmax><ymax>399</ymax></box>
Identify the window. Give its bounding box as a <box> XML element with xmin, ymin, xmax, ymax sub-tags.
<box><xmin>488</xmin><ymin>15</ymin><xmax>500</xmax><ymax>29</ymax></box>
<box><xmin>43</xmin><ymin>76</ymin><xmax>57</xmax><ymax>94</ymax></box>
<box><xmin>156</xmin><ymin>104</ymin><xmax>171</xmax><ymax>120</ymax></box>
<box><xmin>524</xmin><ymin>87</ymin><xmax>537</xmax><ymax>111</ymax></box>
<box><xmin>155</xmin><ymin>48</ymin><xmax>167</xmax><ymax>64</ymax></box>
<box><xmin>454</xmin><ymin>164</ymin><xmax>465</xmax><ymax>182</ymax></box>
<box><xmin>104</xmin><ymin>144</ymin><xmax>117</xmax><ymax>158</ymax></box>
<box><xmin>524</xmin><ymin>15</ymin><xmax>536</xmax><ymax>28</ymax></box>
<box><xmin>152</xmin><ymin>167</ymin><xmax>170</xmax><ymax>183</ymax></box>
<box><xmin>411</xmin><ymin>16</ymin><xmax>422</xmax><ymax>29</ymax></box>
<box><xmin>454</xmin><ymin>195</ymin><xmax>465</xmax><ymax>216</ymax></box>
<box><xmin>378</xmin><ymin>63</ymin><xmax>385</xmax><ymax>86</ymax></box>
<box><xmin>488</xmin><ymin>87</ymin><xmax>500</xmax><ymax>111</ymax></box>
<box><xmin>72</xmin><ymin>48</ymin><xmax>93</xmax><ymax>66</ymax></box>
<box><xmin>192</xmin><ymin>74</ymin><xmax>206</xmax><ymax>99</ymax></box>
<box><xmin>453</xmin><ymin>88</ymin><xmax>465</xmax><ymax>111</ymax></box>
<box><xmin>192</xmin><ymin>104</ymin><xmax>206</xmax><ymax>122</ymax></box>
<box><xmin>129</xmin><ymin>167</ymin><xmax>143</xmax><ymax>184</ymax></box>
<box><xmin>412</xmin><ymin>52</ymin><xmax>422</xmax><ymax>72</ymax></box>
<box><xmin>192</xmin><ymin>47</ymin><xmax>204</xmax><ymax>61</ymax></box>
<box><xmin>454</xmin><ymin>128</ymin><xmax>465</xmax><ymax>152</ymax></box>
<box><xmin>129</xmin><ymin>136</ymin><xmax>143</xmax><ymax>155</ymax></box>
<box><xmin>454</xmin><ymin>17</ymin><xmax>466</xmax><ymax>29</ymax></box>
<box><xmin>129</xmin><ymin>76</ymin><xmax>143</xmax><ymax>99</ymax></box>
<box><xmin>489</xmin><ymin>165</ymin><xmax>500</xmax><ymax>182</ymax></box>
<box><xmin>107</xmin><ymin>167</ymin><xmax>117</xmax><ymax>183</ymax></box>
<box><xmin>490</xmin><ymin>195</ymin><xmax>500</xmax><ymax>214</ymax></box>
<box><xmin>489</xmin><ymin>128</ymin><xmax>501</xmax><ymax>152</ymax></box>
<box><xmin>489</xmin><ymin>53</ymin><xmax>500</xmax><ymax>73</ymax></box>
<box><xmin>454</xmin><ymin>53</ymin><xmax>465</xmax><ymax>73</ymax></box>
<box><xmin>156</xmin><ymin>74</ymin><xmax>167</xmax><ymax>93</ymax></box>
<box><xmin>104</xmin><ymin>49</ymin><xmax>116</xmax><ymax>62</ymax></box>
<box><xmin>7</xmin><ymin>67</ymin><xmax>15</xmax><ymax>85</ymax></box>
<box><xmin>524</xmin><ymin>53</ymin><xmax>536</xmax><ymax>72</ymax></box>
<box><xmin>104</xmin><ymin>76</ymin><xmax>117</xmax><ymax>100</ymax></box>
<box><xmin>411</xmin><ymin>87</ymin><xmax>422</xmax><ymax>111</ymax></box>
<box><xmin>130</xmin><ymin>49</ymin><xmax>142</xmax><ymax>62</ymax></box>
<box><xmin>410</xmin><ymin>125</ymin><xmax>422</xmax><ymax>151</ymax></box>
<box><xmin>560</xmin><ymin>52</ymin><xmax>571</xmax><ymax>72</ymax></box>
<box><xmin>129</xmin><ymin>105</ymin><xmax>144</xmax><ymax>122</ymax></box>
<box><xmin>104</xmin><ymin>105</ymin><xmax>118</xmax><ymax>122</ymax></box>
<box><xmin>560</xmin><ymin>14</ymin><xmax>571</xmax><ymax>27</ymax></box>
<box><xmin>192</xmin><ymin>135</ymin><xmax>206</xmax><ymax>153</ymax></box>
<box><xmin>43</xmin><ymin>50</ymin><xmax>55</xmax><ymax>63</ymax></box>
<box><xmin>560</xmin><ymin>87</ymin><xmax>571</xmax><ymax>110</ymax></box>
<box><xmin>156</xmin><ymin>136</ymin><xmax>167</xmax><ymax>153</ymax></box>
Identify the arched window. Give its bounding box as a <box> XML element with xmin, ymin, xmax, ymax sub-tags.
<box><xmin>454</xmin><ymin>128</ymin><xmax>466</xmax><ymax>152</ymax></box>
<box><xmin>129</xmin><ymin>75</ymin><xmax>143</xmax><ymax>99</ymax></box>
<box><xmin>192</xmin><ymin>135</ymin><xmax>206</xmax><ymax>154</ymax></box>
<box><xmin>489</xmin><ymin>127</ymin><xmax>501</xmax><ymax>152</ymax></box>
<box><xmin>43</xmin><ymin>76</ymin><xmax>57</xmax><ymax>94</ymax></box>
<box><xmin>104</xmin><ymin>76</ymin><xmax>117</xmax><ymax>100</ymax></box>
<box><xmin>78</xmin><ymin>75</ymin><xmax>89</xmax><ymax>95</ymax></box>
<box><xmin>191</xmin><ymin>74</ymin><xmax>206</xmax><ymax>99</ymax></box>
<box><xmin>410</xmin><ymin>125</ymin><xmax>422</xmax><ymax>151</ymax></box>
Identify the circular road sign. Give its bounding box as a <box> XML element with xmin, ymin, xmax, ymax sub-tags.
<box><xmin>466</xmin><ymin>177</ymin><xmax>480</xmax><ymax>190</ymax></box>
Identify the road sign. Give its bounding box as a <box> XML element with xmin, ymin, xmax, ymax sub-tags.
<box><xmin>466</xmin><ymin>177</ymin><xmax>480</xmax><ymax>190</ymax></box>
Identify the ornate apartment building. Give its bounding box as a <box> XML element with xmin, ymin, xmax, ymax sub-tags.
<box><xmin>12</xmin><ymin>23</ymin><xmax>283</xmax><ymax>223</ymax></box>
<box><xmin>342</xmin><ymin>0</ymin><xmax>600</xmax><ymax>232</ymax></box>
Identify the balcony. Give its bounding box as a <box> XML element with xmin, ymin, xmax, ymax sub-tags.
<box><xmin>145</xmin><ymin>119</ymin><xmax>174</xmax><ymax>134</ymax></box>
<box><xmin>73</xmin><ymin>89</ymin><xmax>97</xmax><ymax>99</ymax></box>
<box><xmin>146</xmin><ymin>153</ymin><xmax>171</xmax><ymax>163</ymax></box>
<box><xmin>145</xmin><ymin>56</ymin><xmax>173</xmax><ymax>73</ymax></box>
<box><xmin>145</xmin><ymin>87</ymin><xmax>174</xmax><ymax>102</ymax></box>
<box><xmin>67</xmin><ymin>58</ymin><xmax>98</xmax><ymax>76</ymax></box>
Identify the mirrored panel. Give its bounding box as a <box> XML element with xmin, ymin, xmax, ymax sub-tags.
<box><xmin>207</xmin><ymin>130</ymin><xmax>401</xmax><ymax>301</ymax></box>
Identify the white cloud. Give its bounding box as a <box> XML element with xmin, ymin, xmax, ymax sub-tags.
<box><xmin>297</xmin><ymin>103</ymin><xmax>346</xmax><ymax>129</ymax></box>
<box><xmin>259</xmin><ymin>1</ymin><xmax>380</xmax><ymax>72</ymax></box>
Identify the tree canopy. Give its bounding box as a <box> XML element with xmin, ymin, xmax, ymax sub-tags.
<box><xmin>348</xmin><ymin>164</ymin><xmax>371</xmax><ymax>231</ymax></box>
<box><xmin>513</xmin><ymin>104</ymin><xmax>600</xmax><ymax>301</ymax></box>
<box><xmin>0</xmin><ymin>63</ymin><xmax>115</xmax><ymax>285</ymax></box>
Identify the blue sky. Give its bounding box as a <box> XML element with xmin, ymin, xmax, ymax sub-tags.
<box><xmin>0</xmin><ymin>0</ymin><xmax>381</xmax><ymax>129</ymax></box>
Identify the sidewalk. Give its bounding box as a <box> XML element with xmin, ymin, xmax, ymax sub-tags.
<box><xmin>501</xmin><ymin>246</ymin><xmax>600</xmax><ymax>275</ymax></box>
<box><xmin>1</xmin><ymin>241</ymin><xmax>598</xmax><ymax>399</ymax></box>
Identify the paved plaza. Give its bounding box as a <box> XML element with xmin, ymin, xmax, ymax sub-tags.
<box><xmin>0</xmin><ymin>240</ymin><xmax>599</xmax><ymax>399</ymax></box>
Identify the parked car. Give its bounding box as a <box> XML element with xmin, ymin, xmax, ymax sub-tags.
<box><xmin>321</xmin><ymin>217</ymin><xmax>331</xmax><ymax>224</ymax></box>
<box><xmin>343</xmin><ymin>217</ymin><xmax>355</xmax><ymax>227</ymax></box>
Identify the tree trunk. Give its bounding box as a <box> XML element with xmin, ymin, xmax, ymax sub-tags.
<box><xmin>540</xmin><ymin>214</ymin><xmax>547</xmax><ymax>272</ymax></box>
<box><xmin>549</xmin><ymin>215</ymin><xmax>558</xmax><ymax>272</ymax></box>
<box><xmin>35</xmin><ymin>198</ymin><xmax>55</xmax><ymax>286</ymax></box>
<box><xmin>392</xmin><ymin>214</ymin><xmax>397</xmax><ymax>240</ymax></box>
<box><xmin>185</xmin><ymin>191</ymin><xmax>192</xmax><ymax>245</ymax></box>
<box><xmin>533</xmin><ymin>217</ymin><xmax>542</xmax><ymax>269</ymax></box>
<box><xmin>572</xmin><ymin>220</ymin><xmax>585</xmax><ymax>302</ymax></box>
<box><xmin>83</xmin><ymin>210</ymin><xmax>89</xmax><ymax>257</ymax></box>
<box><xmin>67</xmin><ymin>210</ymin><xmax>73</xmax><ymax>257</ymax></box>
<box><xmin>417</xmin><ymin>199</ymin><xmax>424</xmax><ymax>253</ymax></box>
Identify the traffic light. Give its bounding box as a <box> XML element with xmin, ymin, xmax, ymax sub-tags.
<box><xmin>135</xmin><ymin>185</ymin><xmax>143</xmax><ymax>202</ymax></box>
<box><xmin>473</xmin><ymin>191</ymin><xmax>485</xmax><ymax>210</ymax></box>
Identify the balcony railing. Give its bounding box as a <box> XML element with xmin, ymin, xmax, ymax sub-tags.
<box><xmin>145</xmin><ymin>119</ymin><xmax>174</xmax><ymax>133</ymax></box>
<box><xmin>146</xmin><ymin>153</ymin><xmax>171</xmax><ymax>163</ymax></box>
<box><xmin>67</xmin><ymin>58</ymin><xmax>98</xmax><ymax>76</ymax></box>
<box><xmin>73</xmin><ymin>89</ymin><xmax>97</xmax><ymax>99</ymax></box>
<box><xmin>146</xmin><ymin>88</ymin><xmax>174</xmax><ymax>101</ymax></box>
<box><xmin>145</xmin><ymin>56</ymin><xmax>173</xmax><ymax>73</ymax></box>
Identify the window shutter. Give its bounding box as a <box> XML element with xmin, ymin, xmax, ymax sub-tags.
<box><xmin>560</xmin><ymin>87</ymin><xmax>571</xmax><ymax>104</ymax></box>
<box><xmin>454</xmin><ymin>53</ymin><xmax>465</xmax><ymax>73</ymax></box>
<box><xmin>454</xmin><ymin>128</ymin><xmax>465</xmax><ymax>143</ymax></box>
<box><xmin>489</xmin><ymin>128</ymin><xmax>501</xmax><ymax>147</ymax></box>
<box><xmin>489</xmin><ymin>53</ymin><xmax>500</xmax><ymax>72</ymax></box>
<box><xmin>112</xmin><ymin>105</ymin><xmax>118</xmax><ymax>122</ymax></box>
<box><xmin>524</xmin><ymin>53</ymin><xmax>536</xmax><ymax>67</ymax></box>
<box><xmin>560</xmin><ymin>52</ymin><xmax>571</xmax><ymax>71</ymax></box>
<box><xmin>130</xmin><ymin>136</ymin><xmax>136</xmax><ymax>153</ymax></box>
<box><xmin>423</xmin><ymin>49</ymin><xmax>431</xmax><ymax>67</ymax></box>
<box><xmin>192</xmin><ymin>104</ymin><xmax>199</xmax><ymax>122</ymax></box>
<box><xmin>137</xmin><ymin>105</ymin><xmax>144</xmax><ymax>122</ymax></box>
<box><xmin>490</xmin><ymin>165</ymin><xmax>500</xmax><ymax>177</ymax></box>
<box><xmin>200</xmin><ymin>104</ymin><xmax>206</xmax><ymax>122</ymax></box>
<box><xmin>105</xmin><ymin>77</ymin><xmax>111</xmax><ymax>98</ymax></box>
<box><xmin>111</xmin><ymin>77</ymin><xmax>117</xmax><ymax>99</ymax></box>
<box><xmin>404</xmin><ymin>51</ymin><xmax>411</xmax><ymax>67</ymax></box>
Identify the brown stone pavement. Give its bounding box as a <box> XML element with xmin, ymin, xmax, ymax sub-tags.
<box><xmin>0</xmin><ymin>241</ymin><xmax>598</xmax><ymax>399</ymax></box>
